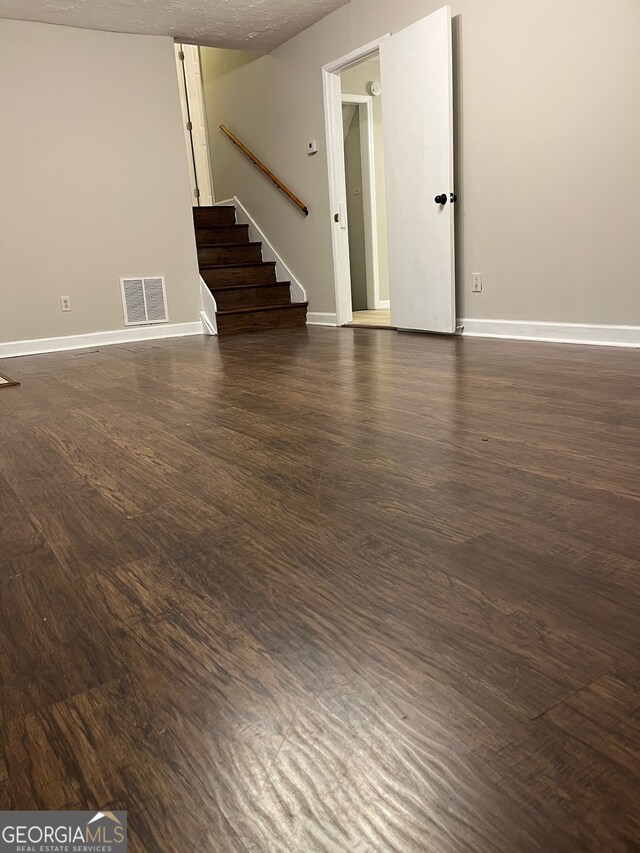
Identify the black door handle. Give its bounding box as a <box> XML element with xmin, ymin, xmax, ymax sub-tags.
<box><xmin>450</xmin><ymin>193</ymin><xmax>457</xmax><ymax>203</ymax></box>
<box><xmin>434</xmin><ymin>194</ymin><xmax>447</xmax><ymax>205</ymax></box>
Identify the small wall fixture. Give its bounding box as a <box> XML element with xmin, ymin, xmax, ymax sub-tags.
<box><xmin>368</xmin><ymin>81</ymin><xmax>381</xmax><ymax>96</ymax></box>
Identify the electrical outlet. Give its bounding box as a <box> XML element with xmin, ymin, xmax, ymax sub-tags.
<box><xmin>61</xmin><ymin>296</ymin><xmax>71</xmax><ymax>312</ymax></box>
<box><xmin>472</xmin><ymin>273</ymin><xmax>483</xmax><ymax>293</ymax></box>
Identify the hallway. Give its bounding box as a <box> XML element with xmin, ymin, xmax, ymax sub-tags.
<box><xmin>348</xmin><ymin>308</ymin><xmax>392</xmax><ymax>327</ymax></box>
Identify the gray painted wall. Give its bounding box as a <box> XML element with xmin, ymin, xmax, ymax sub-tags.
<box><xmin>201</xmin><ymin>0</ymin><xmax>640</xmax><ymax>325</ymax></box>
<box><xmin>0</xmin><ymin>20</ymin><xmax>201</xmax><ymax>344</ymax></box>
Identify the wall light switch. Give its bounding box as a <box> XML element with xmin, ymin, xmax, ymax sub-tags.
<box><xmin>307</xmin><ymin>140</ymin><xmax>318</xmax><ymax>155</ymax></box>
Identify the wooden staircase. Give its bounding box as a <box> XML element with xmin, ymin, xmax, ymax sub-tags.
<box><xmin>194</xmin><ymin>206</ymin><xmax>308</xmax><ymax>336</ymax></box>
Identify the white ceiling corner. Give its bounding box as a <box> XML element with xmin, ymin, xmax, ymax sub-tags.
<box><xmin>0</xmin><ymin>0</ymin><xmax>350</xmax><ymax>51</ymax></box>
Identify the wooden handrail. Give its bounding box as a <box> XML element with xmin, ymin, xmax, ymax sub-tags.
<box><xmin>219</xmin><ymin>125</ymin><xmax>309</xmax><ymax>217</ymax></box>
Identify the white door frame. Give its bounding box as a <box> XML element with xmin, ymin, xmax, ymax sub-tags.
<box><xmin>175</xmin><ymin>43</ymin><xmax>215</xmax><ymax>206</ymax></box>
<box><xmin>341</xmin><ymin>94</ymin><xmax>382</xmax><ymax>311</ymax></box>
<box><xmin>323</xmin><ymin>35</ymin><xmax>390</xmax><ymax>326</ymax></box>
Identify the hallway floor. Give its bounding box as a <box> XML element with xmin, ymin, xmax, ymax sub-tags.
<box><xmin>1</xmin><ymin>327</ymin><xmax>639</xmax><ymax>851</ymax></box>
<box><xmin>348</xmin><ymin>308</ymin><xmax>393</xmax><ymax>327</ymax></box>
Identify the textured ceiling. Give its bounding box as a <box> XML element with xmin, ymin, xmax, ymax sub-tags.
<box><xmin>0</xmin><ymin>0</ymin><xmax>350</xmax><ymax>51</ymax></box>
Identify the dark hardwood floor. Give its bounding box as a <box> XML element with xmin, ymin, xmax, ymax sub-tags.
<box><xmin>1</xmin><ymin>327</ymin><xmax>639</xmax><ymax>851</ymax></box>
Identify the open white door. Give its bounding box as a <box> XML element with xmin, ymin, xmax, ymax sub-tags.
<box><xmin>175</xmin><ymin>44</ymin><xmax>215</xmax><ymax>206</ymax></box>
<box><xmin>182</xmin><ymin>45</ymin><xmax>215</xmax><ymax>206</ymax></box>
<box><xmin>380</xmin><ymin>6</ymin><xmax>455</xmax><ymax>332</ymax></box>
<box><xmin>175</xmin><ymin>44</ymin><xmax>199</xmax><ymax>204</ymax></box>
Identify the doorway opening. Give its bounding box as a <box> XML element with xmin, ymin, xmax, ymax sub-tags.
<box><xmin>174</xmin><ymin>43</ymin><xmax>215</xmax><ymax>206</ymax></box>
<box><xmin>340</xmin><ymin>59</ymin><xmax>392</xmax><ymax>329</ymax></box>
<box><xmin>323</xmin><ymin>36</ymin><xmax>390</xmax><ymax>327</ymax></box>
<box><xmin>323</xmin><ymin>8</ymin><xmax>456</xmax><ymax>334</ymax></box>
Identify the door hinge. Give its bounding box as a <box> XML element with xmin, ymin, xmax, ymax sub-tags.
<box><xmin>194</xmin><ymin>187</ymin><xmax>201</xmax><ymax>199</ymax></box>
<box><xmin>178</xmin><ymin>50</ymin><xmax>185</xmax><ymax>61</ymax></box>
<box><xmin>186</xmin><ymin>121</ymin><xmax>193</xmax><ymax>131</ymax></box>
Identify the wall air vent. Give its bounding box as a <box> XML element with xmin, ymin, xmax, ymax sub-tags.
<box><xmin>120</xmin><ymin>277</ymin><xmax>168</xmax><ymax>325</ymax></box>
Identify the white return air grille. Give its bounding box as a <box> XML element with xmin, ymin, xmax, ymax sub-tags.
<box><xmin>120</xmin><ymin>277</ymin><xmax>168</xmax><ymax>325</ymax></box>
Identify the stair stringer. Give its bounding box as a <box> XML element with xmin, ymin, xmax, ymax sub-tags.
<box><xmin>215</xmin><ymin>196</ymin><xmax>307</xmax><ymax>305</ymax></box>
<box><xmin>200</xmin><ymin>275</ymin><xmax>218</xmax><ymax>335</ymax></box>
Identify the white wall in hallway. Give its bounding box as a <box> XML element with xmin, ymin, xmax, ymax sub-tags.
<box><xmin>341</xmin><ymin>58</ymin><xmax>389</xmax><ymax>305</ymax></box>
<box><xmin>343</xmin><ymin>114</ymin><xmax>368</xmax><ymax>310</ymax></box>
<box><xmin>200</xmin><ymin>0</ymin><xmax>640</xmax><ymax>328</ymax></box>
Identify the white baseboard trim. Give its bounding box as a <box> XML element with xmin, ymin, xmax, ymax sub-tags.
<box><xmin>376</xmin><ymin>300</ymin><xmax>390</xmax><ymax>309</ymax></box>
<box><xmin>460</xmin><ymin>318</ymin><xmax>640</xmax><ymax>348</ymax></box>
<box><xmin>0</xmin><ymin>322</ymin><xmax>202</xmax><ymax>360</ymax></box>
<box><xmin>307</xmin><ymin>312</ymin><xmax>338</xmax><ymax>326</ymax></box>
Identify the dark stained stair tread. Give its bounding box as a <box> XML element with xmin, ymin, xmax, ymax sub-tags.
<box><xmin>198</xmin><ymin>259</ymin><xmax>276</xmax><ymax>270</ymax></box>
<box><xmin>192</xmin><ymin>206</ymin><xmax>236</xmax><ymax>226</ymax></box>
<box><xmin>198</xmin><ymin>241</ymin><xmax>262</xmax><ymax>248</ymax></box>
<box><xmin>207</xmin><ymin>280</ymin><xmax>291</xmax><ymax>291</ymax></box>
<box><xmin>200</xmin><ymin>264</ymin><xmax>278</xmax><ymax>286</ymax></box>
<box><xmin>193</xmin><ymin>205</ymin><xmax>307</xmax><ymax>335</ymax></box>
<box><xmin>194</xmin><ymin>225</ymin><xmax>250</xmax><ymax>246</ymax></box>
<box><xmin>198</xmin><ymin>244</ymin><xmax>264</xmax><ymax>265</ymax></box>
<box><xmin>216</xmin><ymin>302</ymin><xmax>307</xmax><ymax>316</ymax></box>
<box><xmin>193</xmin><ymin>205</ymin><xmax>235</xmax><ymax>213</ymax></box>
<box><xmin>201</xmin><ymin>260</ymin><xmax>276</xmax><ymax>268</ymax></box>
<box><xmin>215</xmin><ymin>303</ymin><xmax>308</xmax><ymax>335</ymax></box>
<box><xmin>212</xmin><ymin>282</ymin><xmax>293</xmax><ymax>311</ymax></box>
<box><xmin>192</xmin><ymin>205</ymin><xmax>236</xmax><ymax>214</ymax></box>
